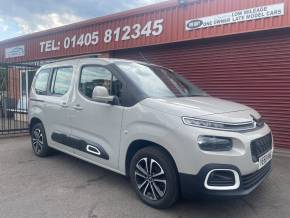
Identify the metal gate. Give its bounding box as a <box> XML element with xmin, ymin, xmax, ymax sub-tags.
<box><xmin>0</xmin><ymin>62</ymin><xmax>39</xmax><ymax>135</ymax></box>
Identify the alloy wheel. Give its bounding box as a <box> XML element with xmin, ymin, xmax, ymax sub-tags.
<box><xmin>32</xmin><ymin>128</ymin><xmax>44</xmax><ymax>154</ymax></box>
<box><xmin>135</xmin><ymin>157</ymin><xmax>167</xmax><ymax>201</ymax></box>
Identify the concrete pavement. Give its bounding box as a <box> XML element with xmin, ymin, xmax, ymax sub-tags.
<box><xmin>0</xmin><ymin>136</ymin><xmax>289</xmax><ymax>218</ymax></box>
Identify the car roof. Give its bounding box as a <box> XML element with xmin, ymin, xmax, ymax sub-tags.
<box><xmin>39</xmin><ymin>58</ymin><xmax>153</xmax><ymax>70</ymax></box>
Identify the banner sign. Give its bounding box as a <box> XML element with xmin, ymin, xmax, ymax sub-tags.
<box><xmin>186</xmin><ymin>3</ymin><xmax>285</xmax><ymax>31</ymax></box>
<box><xmin>5</xmin><ymin>45</ymin><xmax>25</xmax><ymax>58</ymax></box>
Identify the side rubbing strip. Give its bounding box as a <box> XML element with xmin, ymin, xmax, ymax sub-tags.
<box><xmin>51</xmin><ymin>132</ymin><xmax>109</xmax><ymax>160</ymax></box>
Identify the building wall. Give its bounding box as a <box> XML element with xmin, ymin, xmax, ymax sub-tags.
<box><xmin>114</xmin><ymin>28</ymin><xmax>290</xmax><ymax>149</ymax></box>
<box><xmin>0</xmin><ymin>0</ymin><xmax>288</xmax><ymax>148</ymax></box>
<box><xmin>0</xmin><ymin>0</ymin><xmax>289</xmax><ymax>63</ymax></box>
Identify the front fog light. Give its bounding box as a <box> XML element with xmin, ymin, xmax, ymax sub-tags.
<box><xmin>198</xmin><ymin>136</ymin><xmax>233</xmax><ymax>151</ymax></box>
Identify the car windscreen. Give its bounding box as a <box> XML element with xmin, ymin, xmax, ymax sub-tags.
<box><xmin>115</xmin><ymin>62</ymin><xmax>208</xmax><ymax>98</ymax></box>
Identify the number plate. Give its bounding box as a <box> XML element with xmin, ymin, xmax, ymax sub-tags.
<box><xmin>259</xmin><ymin>150</ymin><xmax>272</xmax><ymax>169</ymax></box>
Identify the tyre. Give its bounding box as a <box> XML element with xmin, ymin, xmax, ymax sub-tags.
<box><xmin>31</xmin><ymin>123</ymin><xmax>53</xmax><ymax>157</ymax></box>
<box><xmin>129</xmin><ymin>146</ymin><xmax>179</xmax><ymax>209</ymax></box>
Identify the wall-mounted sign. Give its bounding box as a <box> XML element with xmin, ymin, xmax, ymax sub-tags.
<box><xmin>39</xmin><ymin>19</ymin><xmax>164</xmax><ymax>53</ymax></box>
<box><xmin>5</xmin><ymin>45</ymin><xmax>25</xmax><ymax>58</ymax></box>
<box><xmin>185</xmin><ymin>3</ymin><xmax>284</xmax><ymax>31</ymax></box>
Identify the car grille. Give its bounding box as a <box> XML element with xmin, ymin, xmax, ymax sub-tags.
<box><xmin>242</xmin><ymin>162</ymin><xmax>272</xmax><ymax>190</ymax></box>
<box><xmin>251</xmin><ymin>133</ymin><xmax>272</xmax><ymax>162</ymax></box>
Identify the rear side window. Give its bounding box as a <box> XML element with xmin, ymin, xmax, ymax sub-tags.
<box><xmin>51</xmin><ymin>67</ymin><xmax>73</xmax><ymax>96</ymax></box>
<box><xmin>34</xmin><ymin>69</ymin><xmax>50</xmax><ymax>95</ymax></box>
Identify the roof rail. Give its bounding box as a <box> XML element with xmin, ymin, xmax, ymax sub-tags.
<box><xmin>47</xmin><ymin>53</ymin><xmax>101</xmax><ymax>64</ymax></box>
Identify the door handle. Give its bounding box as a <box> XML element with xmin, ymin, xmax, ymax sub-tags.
<box><xmin>73</xmin><ymin>104</ymin><xmax>84</xmax><ymax>111</ymax></box>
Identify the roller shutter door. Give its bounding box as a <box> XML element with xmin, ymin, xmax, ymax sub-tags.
<box><xmin>114</xmin><ymin>29</ymin><xmax>290</xmax><ymax>149</ymax></box>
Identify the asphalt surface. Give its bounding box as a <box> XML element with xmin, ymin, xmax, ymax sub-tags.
<box><xmin>0</xmin><ymin>136</ymin><xmax>290</xmax><ymax>218</ymax></box>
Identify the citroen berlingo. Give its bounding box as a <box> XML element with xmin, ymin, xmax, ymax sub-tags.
<box><xmin>29</xmin><ymin>58</ymin><xmax>273</xmax><ymax>208</ymax></box>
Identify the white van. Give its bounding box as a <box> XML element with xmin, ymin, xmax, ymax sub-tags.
<box><xmin>29</xmin><ymin>58</ymin><xmax>273</xmax><ymax>208</ymax></box>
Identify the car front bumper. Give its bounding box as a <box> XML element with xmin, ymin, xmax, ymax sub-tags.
<box><xmin>179</xmin><ymin>161</ymin><xmax>272</xmax><ymax>199</ymax></box>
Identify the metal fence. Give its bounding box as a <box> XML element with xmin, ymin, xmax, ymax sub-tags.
<box><xmin>0</xmin><ymin>62</ymin><xmax>40</xmax><ymax>135</ymax></box>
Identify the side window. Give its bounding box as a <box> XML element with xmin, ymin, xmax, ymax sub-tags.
<box><xmin>51</xmin><ymin>67</ymin><xmax>73</xmax><ymax>96</ymax></box>
<box><xmin>34</xmin><ymin>69</ymin><xmax>50</xmax><ymax>95</ymax></box>
<box><xmin>79</xmin><ymin>66</ymin><xmax>122</xmax><ymax>99</ymax></box>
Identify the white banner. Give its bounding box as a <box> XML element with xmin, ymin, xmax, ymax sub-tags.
<box><xmin>5</xmin><ymin>45</ymin><xmax>25</xmax><ymax>58</ymax></box>
<box><xmin>185</xmin><ymin>3</ymin><xmax>284</xmax><ymax>31</ymax></box>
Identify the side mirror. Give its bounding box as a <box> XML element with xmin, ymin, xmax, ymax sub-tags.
<box><xmin>92</xmin><ymin>86</ymin><xmax>114</xmax><ymax>104</ymax></box>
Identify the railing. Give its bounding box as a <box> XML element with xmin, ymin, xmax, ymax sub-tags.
<box><xmin>0</xmin><ymin>62</ymin><xmax>40</xmax><ymax>135</ymax></box>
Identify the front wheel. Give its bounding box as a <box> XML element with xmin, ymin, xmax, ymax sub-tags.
<box><xmin>129</xmin><ymin>146</ymin><xmax>179</xmax><ymax>209</ymax></box>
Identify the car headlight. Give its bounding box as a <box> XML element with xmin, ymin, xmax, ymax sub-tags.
<box><xmin>197</xmin><ymin>136</ymin><xmax>233</xmax><ymax>151</ymax></box>
<box><xmin>182</xmin><ymin>117</ymin><xmax>256</xmax><ymax>132</ymax></box>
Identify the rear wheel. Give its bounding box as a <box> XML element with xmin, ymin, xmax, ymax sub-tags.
<box><xmin>31</xmin><ymin>123</ymin><xmax>52</xmax><ymax>157</ymax></box>
<box><xmin>129</xmin><ymin>146</ymin><xmax>179</xmax><ymax>209</ymax></box>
